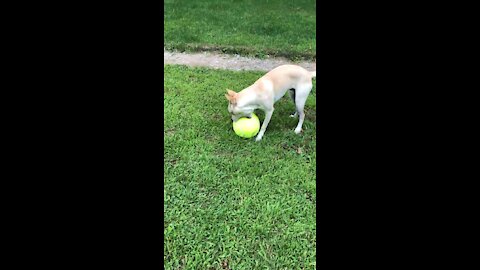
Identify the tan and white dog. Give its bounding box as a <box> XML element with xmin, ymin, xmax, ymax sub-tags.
<box><xmin>225</xmin><ymin>64</ymin><xmax>316</xmax><ymax>141</ymax></box>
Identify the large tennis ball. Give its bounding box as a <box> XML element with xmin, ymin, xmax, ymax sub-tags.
<box><xmin>232</xmin><ymin>113</ymin><xmax>260</xmax><ymax>138</ymax></box>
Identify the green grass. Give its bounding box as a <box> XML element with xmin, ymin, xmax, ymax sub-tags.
<box><xmin>164</xmin><ymin>65</ymin><xmax>316</xmax><ymax>269</ymax></box>
<box><xmin>164</xmin><ymin>0</ymin><xmax>316</xmax><ymax>61</ymax></box>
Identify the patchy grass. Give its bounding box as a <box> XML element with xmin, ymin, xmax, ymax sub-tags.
<box><xmin>164</xmin><ymin>65</ymin><xmax>316</xmax><ymax>269</ymax></box>
<box><xmin>164</xmin><ymin>0</ymin><xmax>316</xmax><ymax>61</ymax></box>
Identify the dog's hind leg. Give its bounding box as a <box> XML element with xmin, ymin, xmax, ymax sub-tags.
<box><xmin>294</xmin><ymin>84</ymin><xmax>313</xmax><ymax>134</ymax></box>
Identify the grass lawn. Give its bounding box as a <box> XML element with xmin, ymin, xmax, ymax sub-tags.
<box><xmin>164</xmin><ymin>65</ymin><xmax>316</xmax><ymax>269</ymax></box>
<box><xmin>164</xmin><ymin>0</ymin><xmax>316</xmax><ymax>61</ymax></box>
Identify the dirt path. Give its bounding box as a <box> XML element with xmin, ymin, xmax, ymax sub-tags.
<box><xmin>164</xmin><ymin>49</ymin><xmax>316</xmax><ymax>72</ymax></box>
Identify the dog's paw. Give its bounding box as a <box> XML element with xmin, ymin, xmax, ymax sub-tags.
<box><xmin>255</xmin><ymin>135</ymin><xmax>263</xmax><ymax>142</ymax></box>
<box><xmin>289</xmin><ymin>112</ymin><xmax>298</xmax><ymax>118</ymax></box>
<box><xmin>294</xmin><ymin>127</ymin><xmax>303</xmax><ymax>134</ymax></box>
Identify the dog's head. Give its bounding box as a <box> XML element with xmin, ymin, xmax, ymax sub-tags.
<box><xmin>225</xmin><ymin>89</ymin><xmax>253</xmax><ymax>122</ymax></box>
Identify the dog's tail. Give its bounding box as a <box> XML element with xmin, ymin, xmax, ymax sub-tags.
<box><xmin>310</xmin><ymin>71</ymin><xmax>316</xmax><ymax>79</ymax></box>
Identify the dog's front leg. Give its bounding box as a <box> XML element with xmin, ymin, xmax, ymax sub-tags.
<box><xmin>255</xmin><ymin>108</ymin><xmax>274</xmax><ymax>142</ymax></box>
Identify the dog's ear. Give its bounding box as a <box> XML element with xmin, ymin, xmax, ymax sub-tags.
<box><xmin>225</xmin><ymin>95</ymin><xmax>237</xmax><ymax>104</ymax></box>
<box><xmin>226</xmin><ymin>89</ymin><xmax>237</xmax><ymax>97</ymax></box>
<box><xmin>226</xmin><ymin>89</ymin><xmax>237</xmax><ymax>104</ymax></box>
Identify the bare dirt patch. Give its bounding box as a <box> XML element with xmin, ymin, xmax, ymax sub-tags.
<box><xmin>164</xmin><ymin>49</ymin><xmax>316</xmax><ymax>72</ymax></box>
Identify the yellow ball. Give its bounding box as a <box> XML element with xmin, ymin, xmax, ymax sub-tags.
<box><xmin>232</xmin><ymin>113</ymin><xmax>260</xmax><ymax>138</ymax></box>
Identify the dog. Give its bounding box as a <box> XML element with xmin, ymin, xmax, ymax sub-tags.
<box><xmin>225</xmin><ymin>64</ymin><xmax>316</xmax><ymax>141</ymax></box>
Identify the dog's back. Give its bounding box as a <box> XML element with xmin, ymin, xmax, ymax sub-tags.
<box><xmin>255</xmin><ymin>65</ymin><xmax>315</xmax><ymax>101</ymax></box>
